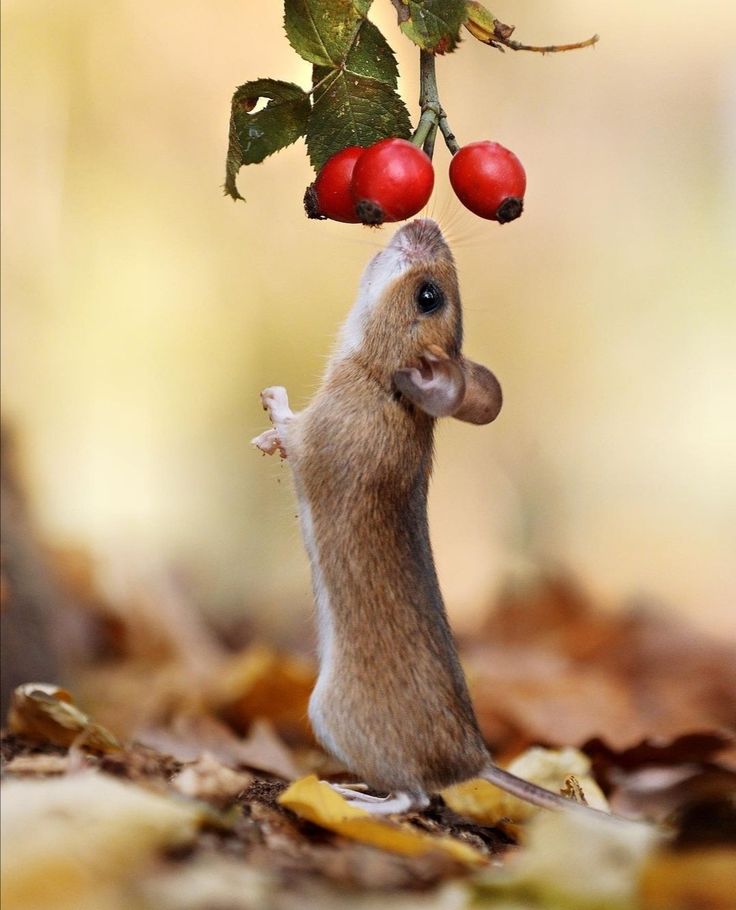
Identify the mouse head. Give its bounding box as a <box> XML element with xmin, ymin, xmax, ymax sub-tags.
<box><xmin>338</xmin><ymin>219</ymin><xmax>502</xmax><ymax>425</ymax></box>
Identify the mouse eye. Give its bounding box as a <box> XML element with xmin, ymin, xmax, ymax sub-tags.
<box><xmin>416</xmin><ymin>281</ymin><xmax>444</xmax><ymax>315</ymax></box>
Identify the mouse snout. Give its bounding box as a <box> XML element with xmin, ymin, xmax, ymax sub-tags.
<box><xmin>388</xmin><ymin>218</ymin><xmax>452</xmax><ymax>265</ymax></box>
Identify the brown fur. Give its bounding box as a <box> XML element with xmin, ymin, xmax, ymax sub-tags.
<box><xmin>256</xmin><ymin>222</ymin><xmax>632</xmax><ymax>819</ymax></box>
<box><xmin>285</xmin><ymin>221</ymin><xmax>493</xmax><ymax>794</ymax></box>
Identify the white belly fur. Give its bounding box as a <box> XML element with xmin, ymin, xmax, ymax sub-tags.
<box><xmin>297</xmin><ymin>497</ymin><xmax>348</xmax><ymax>764</ymax></box>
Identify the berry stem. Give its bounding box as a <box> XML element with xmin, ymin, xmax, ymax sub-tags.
<box><xmin>411</xmin><ymin>50</ymin><xmax>462</xmax><ymax>158</ymax></box>
<box><xmin>411</xmin><ymin>107</ymin><xmax>438</xmax><ymax>150</ymax></box>
<box><xmin>438</xmin><ymin>112</ymin><xmax>460</xmax><ymax>155</ymax></box>
<box><xmin>423</xmin><ymin>121</ymin><xmax>439</xmax><ymax>159</ymax></box>
<box><xmin>419</xmin><ymin>50</ymin><xmax>439</xmax><ymax>116</ymax></box>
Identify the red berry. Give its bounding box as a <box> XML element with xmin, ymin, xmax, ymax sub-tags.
<box><xmin>351</xmin><ymin>138</ymin><xmax>434</xmax><ymax>225</ymax></box>
<box><xmin>449</xmin><ymin>141</ymin><xmax>526</xmax><ymax>223</ymax></box>
<box><xmin>304</xmin><ymin>146</ymin><xmax>365</xmax><ymax>223</ymax></box>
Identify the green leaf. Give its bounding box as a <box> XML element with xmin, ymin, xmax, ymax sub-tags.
<box><xmin>306</xmin><ymin>67</ymin><xmax>411</xmax><ymax>171</ymax></box>
<box><xmin>345</xmin><ymin>19</ymin><xmax>399</xmax><ymax>86</ymax></box>
<box><xmin>225</xmin><ymin>79</ymin><xmax>310</xmax><ymax>201</ymax></box>
<box><xmin>396</xmin><ymin>0</ymin><xmax>466</xmax><ymax>53</ymax></box>
<box><xmin>284</xmin><ymin>0</ymin><xmax>371</xmax><ymax>66</ymax></box>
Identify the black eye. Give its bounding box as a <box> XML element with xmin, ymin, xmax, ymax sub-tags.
<box><xmin>416</xmin><ymin>281</ymin><xmax>444</xmax><ymax>314</ymax></box>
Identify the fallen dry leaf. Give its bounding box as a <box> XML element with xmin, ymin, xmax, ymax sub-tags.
<box><xmin>469</xmin><ymin>574</ymin><xmax>736</xmax><ymax>754</ymax></box>
<box><xmin>278</xmin><ymin>775</ymin><xmax>487</xmax><ymax>867</ymax></box>
<box><xmin>442</xmin><ymin>746</ymin><xmax>609</xmax><ymax>825</ymax></box>
<box><xmin>7</xmin><ymin>683</ymin><xmax>121</xmax><ymax>752</ymax></box>
<box><xmin>640</xmin><ymin>846</ymin><xmax>736</xmax><ymax>910</ymax></box>
<box><xmin>172</xmin><ymin>753</ymin><xmax>253</xmax><ymax>807</ymax></box>
<box><xmin>3</xmin><ymin>752</ymin><xmax>70</xmax><ymax>776</ymax></box>
<box><xmin>136</xmin><ymin>712</ymin><xmax>258</xmax><ymax>764</ymax></box>
<box><xmin>0</xmin><ymin>771</ymin><xmax>207</xmax><ymax>910</ymax></box>
<box><xmin>235</xmin><ymin>717</ymin><xmax>303</xmax><ymax>780</ymax></box>
<box><xmin>473</xmin><ymin>808</ymin><xmax>658</xmax><ymax>910</ymax></box>
<box><xmin>138</xmin><ymin>854</ymin><xmax>275</xmax><ymax>910</ymax></box>
<box><xmin>211</xmin><ymin>644</ymin><xmax>315</xmax><ymax>741</ymax></box>
<box><xmin>138</xmin><ymin>714</ymin><xmax>301</xmax><ymax>780</ymax></box>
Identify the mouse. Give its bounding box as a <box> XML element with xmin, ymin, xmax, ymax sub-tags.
<box><xmin>252</xmin><ymin>218</ymin><xmax>611</xmax><ymax>819</ymax></box>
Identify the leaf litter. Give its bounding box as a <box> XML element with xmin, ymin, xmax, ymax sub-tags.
<box><xmin>2</xmin><ymin>480</ymin><xmax>736</xmax><ymax>909</ymax></box>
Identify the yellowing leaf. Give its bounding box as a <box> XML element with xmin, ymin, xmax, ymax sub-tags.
<box><xmin>441</xmin><ymin>778</ymin><xmax>508</xmax><ymax>825</ymax></box>
<box><xmin>473</xmin><ymin>809</ymin><xmax>658</xmax><ymax>910</ymax></box>
<box><xmin>1</xmin><ymin>772</ymin><xmax>207</xmax><ymax>910</ymax></box>
<box><xmin>442</xmin><ymin>747</ymin><xmax>609</xmax><ymax>824</ymax></box>
<box><xmin>279</xmin><ymin>775</ymin><xmax>486</xmax><ymax>866</ymax></box>
<box><xmin>8</xmin><ymin>683</ymin><xmax>121</xmax><ymax>752</ymax></box>
<box><xmin>640</xmin><ymin>847</ymin><xmax>736</xmax><ymax>910</ymax></box>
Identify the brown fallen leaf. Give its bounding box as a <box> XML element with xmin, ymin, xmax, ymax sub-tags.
<box><xmin>211</xmin><ymin>644</ymin><xmax>316</xmax><ymax>742</ymax></box>
<box><xmin>278</xmin><ymin>775</ymin><xmax>487</xmax><ymax>867</ymax></box>
<box><xmin>138</xmin><ymin>713</ymin><xmax>301</xmax><ymax>780</ymax></box>
<box><xmin>640</xmin><ymin>847</ymin><xmax>736</xmax><ymax>910</ymax></box>
<box><xmin>585</xmin><ymin>729</ymin><xmax>736</xmax><ymax>777</ymax></box>
<box><xmin>610</xmin><ymin>764</ymin><xmax>736</xmax><ymax>824</ymax></box>
<box><xmin>468</xmin><ymin>574</ymin><xmax>736</xmax><ymax>754</ymax></box>
<box><xmin>236</xmin><ymin>717</ymin><xmax>303</xmax><ymax>780</ymax></box>
<box><xmin>136</xmin><ymin>712</ymin><xmax>247</xmax><ymax>764</ymax></box>
<box><xmin>7</xmin><ymin>683</ymin><xmax>121</xmax><ymax>752</ymax></box>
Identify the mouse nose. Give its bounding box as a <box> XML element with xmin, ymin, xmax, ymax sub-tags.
<box><xmin>389</xmin><ymin>218</ymin><xmax>451</xmax><ymax>262</ymax></box>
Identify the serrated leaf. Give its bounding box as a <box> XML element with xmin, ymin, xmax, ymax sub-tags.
<box><xmin>306</xmin><ymin>67</ymin><xmax>411</xmax><ymax>171</ymax></box>
<box><xmin>345</xmin><ymin>19</ymin><xmax>399</xmax><ymax>86</ymax></box>
<box><xmin>225</xmin><ymin>79</ymin><xmax>310</xmax><ymax>200</ymax></box>
<box><xmin>397</xmin><ymin>0</ymin><xmax>466</xmax><ymax>53</ymax></box>
<box><xmin>285</xmin><ymin>0</ymin><xmax>368</xmax><ymax>66</ymax></box>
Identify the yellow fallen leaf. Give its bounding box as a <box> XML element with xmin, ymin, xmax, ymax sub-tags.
<box><xmin>278</xmin><ymin>775</ymin><xmax>487</xmax><ymax>867</ymax></box>
<box><xmin>7</xmin><ymin>683</ymin><xmax>121</xmax><ymax>752</ymax></box>
<box><xmin>640</xmin><ymin>846</ymin><xmax>736</xmax><ymax>910</ymax></box>
<box><xmin>473</xmin><ymin>808</ymin><xmax>658</xmax><ymax>910</ymax></box>
<box><xmin>442</xmin><ymin>746</ymin><xmax>609</xmax><ymax>825</ymax></box>
<box><xmin>1</xmin><ymin>772</ymin><xmax>207</xmax><ymax>910</ymax></box>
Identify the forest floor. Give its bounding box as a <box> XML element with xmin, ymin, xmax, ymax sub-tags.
<box><xmin>2</xmin><ymin>431</ymin><xmax>736</xmax><ymax>909</ymax></box>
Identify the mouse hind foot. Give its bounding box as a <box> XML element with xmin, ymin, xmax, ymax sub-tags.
<box><xmin>327</xmin><ymin>783</ymin><xmax>429</xmax><ymax>816</ymax></box>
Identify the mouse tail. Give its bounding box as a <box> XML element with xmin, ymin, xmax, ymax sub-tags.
<box><xmin>478</xmin><ymin>764</ymin><xmax>614</xmax><ymax>818</ymax></box>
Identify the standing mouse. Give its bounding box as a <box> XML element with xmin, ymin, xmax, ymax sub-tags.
<box><xmin>252</xmin><ymin>218</ymin><xmax>607</xmax><ymax>818</ymax></box>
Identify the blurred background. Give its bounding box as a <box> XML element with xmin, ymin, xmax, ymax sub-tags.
<box><xmin>2</xmin><ymin>0</ymin><xmax>735</xmax><ymax>653</ymax></box>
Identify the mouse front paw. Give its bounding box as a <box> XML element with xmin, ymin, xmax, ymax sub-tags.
<box><xmin>260</xmin><ymin>386</ymin><xmax>293</xmax><ymax>430</ymax></box>
<box><xmin>251</xmin><ymin>427</ymin><xmax>287</xmax><ymax>458</ymax></box>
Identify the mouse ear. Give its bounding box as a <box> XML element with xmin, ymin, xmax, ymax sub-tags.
<box><xmin>452</xmin><ymin>358</ymin><xmax>502</xmax><ymax>425</ymax></box>
<box><xmin>393</xmin><ymin>348</ymin><xmax>502</xmax><ymax>423</ymax></box>
<box><xmin>392</xmin><ymin>348</ymin><xmax>466</xmax><ymax>418</ymax></box>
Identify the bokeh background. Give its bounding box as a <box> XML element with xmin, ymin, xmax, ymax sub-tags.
<box><xmin>2</xmin><ymin>0</ymin><xmax>735</xmax><ymax>646</ymax></box>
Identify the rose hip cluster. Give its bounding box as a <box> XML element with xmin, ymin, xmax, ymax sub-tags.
<box><xmin>305</xmin><ymin>137</ymin><xmax>526</xmax><ymax>226</ymax></box>
<box><xmin>305</xmin><ymin>138</ymin><xmax>433</xmax><ymax>226</ymax></box>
